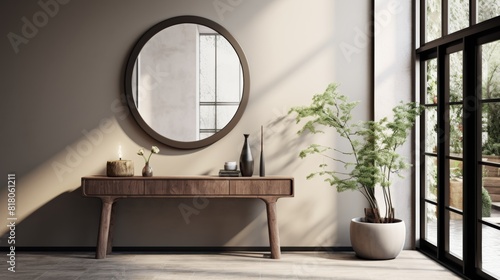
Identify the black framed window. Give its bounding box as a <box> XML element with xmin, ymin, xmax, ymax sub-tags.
<box><xmin>417</xmin><ymin>1</ymin><xmax>500</xmax><ymax>279</ymax></box>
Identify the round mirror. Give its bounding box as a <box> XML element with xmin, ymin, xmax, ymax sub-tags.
<box><xmin>125</xmin><ymin>16</ymin><xmax>250</xmax><ymax>149</ymax></box>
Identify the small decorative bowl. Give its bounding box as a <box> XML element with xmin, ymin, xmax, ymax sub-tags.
<box><xmin>224</xmin><ymin>161</ymin><xmax>237</xmax><ymax>171</ymax></box>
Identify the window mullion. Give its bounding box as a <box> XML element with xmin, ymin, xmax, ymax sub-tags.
<box><xmin>462</xmin><ymin>36</ymin><xmax>479</xmax><ymax>278</ymax></box>
<box><xmin>214</xmin><ymin>35</ymin><xmax>218</xmax><ymax>131</ymax></box>
<box><xmin>469</xmin><ymin>0</ymin><xmax>476</xmax><ymax>25</ymax></box>
<box><xmin>442</xmin><ymin>0</ymin><xmax>449</xmax><ymax>36</ymax></box>
<box><xmin>419</xmin><ymin>58</ymin><xmax>428</xmax><ymax>245</ymax></box>
<box><xmin>420</xmin><ymin>0</ymin><xmax>426</xmax><ymax>45</ymax></box>
<box><xmin>436</xmin><ymin>45</ymin><xmax>448</xmax><ymax>260</ymax></box>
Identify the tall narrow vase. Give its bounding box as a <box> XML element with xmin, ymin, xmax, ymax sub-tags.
<box><xmin>240</xmin><ymin>134</ymin><xmax>254</xmax><ymax>177</ymax></box>
<box><xmin>259</xmin><ymin>126</ymin><xmax>265</xmax><ymax>177</ymax></box>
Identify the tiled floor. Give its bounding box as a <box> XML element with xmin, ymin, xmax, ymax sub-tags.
<box><xmin>0</xmin><ymin>251</ymin><xmax>461</xmax><ymax>280</ymax></box>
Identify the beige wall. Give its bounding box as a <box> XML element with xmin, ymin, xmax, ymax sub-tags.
<box><xmin>0</xmin><ymin>0</ymin><xmax>389</xmax><ymax>248</ymax></box>
<box><xmin>374</xmin><ymin>0</ymin><xmax>416</xmax><ymax>248</ymax></box>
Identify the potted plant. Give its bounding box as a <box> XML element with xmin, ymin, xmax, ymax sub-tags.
<box><xmin>289</xmin><ymin>83</ymin><xmax>424</xmax><ymax>259</ymax></box>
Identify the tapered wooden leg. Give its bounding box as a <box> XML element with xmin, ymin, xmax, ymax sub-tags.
<box><xmin>96</xmin><ymin>197</ymin><xmax>115</xmax><ymax>259</ymax></box>
<box><xmin>263</xmin><ymin>197</ymin><xmax>281</xmax><ymax>259</ymax></box>
<box><xmin>107</xmin><ymin>201</ymin><xmax>116</xmax><ymax>254</ymax></box>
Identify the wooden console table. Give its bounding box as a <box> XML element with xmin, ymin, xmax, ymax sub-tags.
<box><xmin>81</xmin><ymin>176</ymin><xmax>294</xmax><ymax>259</ymax></box>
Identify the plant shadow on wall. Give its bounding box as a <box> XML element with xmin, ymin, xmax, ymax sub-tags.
<box><xmin>288</xmin><ymin>83</ymin><xmax>423</xmax><ymax>259</ymax></box>
<box><xmin>261</xmin><ymin>109</ymin><xmax>303</xmax><ymax>167</ymax></box>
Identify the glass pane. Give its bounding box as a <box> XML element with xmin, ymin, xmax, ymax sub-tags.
<box><xmin>480</xmin><ymin>163</ymin><xmax>498</xmax><ymax>278</ymax></box>
<box><xmin>426</xmin><ymin>58</ymin><xmax>438</xmax><ymax>104</ymax></box>
<box><xmin>481</xmin><ymin>163</ymin><xmax>497</xmax><ymax>221</ymax></box>
<box><xmin>426</xmin><ymin>156</ymin><xmax>438</xmax><ymax>202</ymax></box>
<box><xmin>482</xmin><ymin>103</ymin><xmax>500</xmax><ymax>157</ymax></box>
<box><xmin>200</xmin><ymin>35</ymin><xmax>216</xmax><ymax>102</ymax></box>
<box><xmin>426</xmin><ymin>0</ymin><xmax>442</xmax><ymax>42</ymax></box>
<box><xmin>200</xmin><ymin>132</ymin><xmax>213</xmax><ymax>139</ymax></box>
<box><xmin>483</xmin><ymin>163</ymin><xmax>500</xmax><ymax>178</ymax></box>
<box><xmin>216</xmin><ymin>105</ymin><xmax>238</xmax><ymax>129</ymax></box>
<box><xmin>449</xmin><ymin>0</ymin><xmax>469</xmax><ymax>34</ymax></box>
<box><xmin>425</xmin><ymin>203</ymin><xmax>438</xmax><ymax>245</ymax></box>
<box><xmin>425</xmin><ymin>156</ymin><xmax>437</xmax><ymax>202</ymax></box>
<box><xmin>425</xmin><ymin>107</ymin><xmax>438</xmax><ymax>153</ymax></box>
<box><xmin>449</xmin><ymin>159</ymin><xmax>463</xmax><ymax>211</ymax></box>
<box><xmin>481</xmin><ymin>225</ymin><xmax>500</xmax><ymax>278</ymax></box>
<box><xmin>216</xmin><ymin>36</ymin><xmax>241</xmax><ymax>103</ymax></box>
<box><xmin>449</xmin><ymin>51</ymin><xmax>463</xmax><ymax>102</ymax></box>
<box><xmin>199</xmin><ymin>105</ymin><xmax>215</xmax><ymax>129</ymax></box>
<box><xmin>449</xmin><ymin>105</ymin><xmax>463</xmax><ymax>155</ymax></box>
<box><xmin>478</xmin><ymin>0</ymin><xmax>500</xmax><ymax>23</ymax></box>
<box><xmin>448</xmin><ymin>211</ymin><xmax>463</xmax><ymax>259</ymax></box>
<box><xmin>481</xmin><ymin>40</ymin><xmax>500</xmax><ymax>100</ymax></box>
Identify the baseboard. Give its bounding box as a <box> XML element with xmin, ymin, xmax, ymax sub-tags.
<box><xmin>1</xmin><ymin>246</ymin><xmax>353</xmax><ymax>253</ymax></box>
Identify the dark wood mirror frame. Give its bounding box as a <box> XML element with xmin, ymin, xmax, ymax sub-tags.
<box><xmin>124</xmin><ymin>16</ymin><xmax>250</xmax><ymax>150</ymax></box>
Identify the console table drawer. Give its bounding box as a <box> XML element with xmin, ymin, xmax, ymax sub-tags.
<box><xmin>144</xmin><ymin>180</ymin><xmax>230</xmax><ymax>195</ymax></box>
<box><xmin>84</xmin><ymin>180</ymin><xmax>144</xmax><ymax>195</ymax></box>
<box><xmin>230</xmin><ymin>180</ymin><xmax>293</xmax><ymax>195</ymax></box>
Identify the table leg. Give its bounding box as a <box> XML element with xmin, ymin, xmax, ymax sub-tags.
<box><xmin>262</xmin><ymin>197</ymin><xmax>281</xmax><ymax>259</ymax></box>
<box><xmin>107</xmin><ymin>201</ymin><xmax>116</xmax><ymax>254</ymax></box>
<box><xmin>96</xmin><ymin>197</ymin><xmax>115</xmax><ymax>259</ymax></box>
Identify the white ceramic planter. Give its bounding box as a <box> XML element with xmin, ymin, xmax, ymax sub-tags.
<box><xmin>349</xmin><ymin>217</ymin><xmax>405</xmax><ymax>260</ymax></box>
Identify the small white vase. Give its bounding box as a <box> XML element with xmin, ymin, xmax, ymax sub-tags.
<box><xmin>349</xmin><ymin>217</ymin><xmax>405</xmax><ymax>260</ymax></box>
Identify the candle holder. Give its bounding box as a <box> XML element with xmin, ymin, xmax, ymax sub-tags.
<box><xmin>106</xmin><ymin>160</ymin><xmax>134</xmax><ymax>177</ymax></box>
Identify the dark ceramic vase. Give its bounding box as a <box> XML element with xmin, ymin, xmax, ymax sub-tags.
<box><xmin>240</xmin><ymin>134</ymin><xmax>254</xmax><ymax>177</ymax></box>
<box><xmin>142</xmin><ymin>162</ymin><xmax>153</xmax><ymax>177</ymax></box>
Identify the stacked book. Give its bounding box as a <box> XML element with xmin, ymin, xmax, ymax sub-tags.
<box><xmin>219</xmin><ymin>170</ymin><xmax>241</xmax><ymax>177</ymax></box>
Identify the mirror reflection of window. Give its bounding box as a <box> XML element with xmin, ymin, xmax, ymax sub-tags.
<box><xmin>199</xmin><ymin>32</ymin><xmax>243</xmax><ymax>139</ymax></box>
<box><xmin>131</xmin><ymin>23</ymin><xmax>243</xmax><ymax>142</ymax></box>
